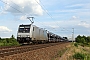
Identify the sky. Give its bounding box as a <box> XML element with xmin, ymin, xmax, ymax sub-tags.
<box><xmin>0</xmin><ymin>0</ymin><xmax>90</xmax><ymax>39</ymax></box>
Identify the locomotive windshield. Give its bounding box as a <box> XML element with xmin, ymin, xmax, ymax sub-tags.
<box><xmin>18</xmin><ymin>25</ymin><xmax>30</xmax><ymax>33</ymax></box>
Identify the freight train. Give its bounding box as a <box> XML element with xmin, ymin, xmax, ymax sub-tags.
<box><xmin>17</xmin><ymin>24</ymin><xmax>67</xmax><ymax>44</ymax></box>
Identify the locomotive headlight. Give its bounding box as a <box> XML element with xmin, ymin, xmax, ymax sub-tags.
<box><xmin>18</xmin><ymin>35</ymin><xmax>21</xmax><ymax>37</ymax></box>
<box><xmin>27</xmin><ymin>35</ymin><xmax>30</xmax><ymax>37</ymax></box>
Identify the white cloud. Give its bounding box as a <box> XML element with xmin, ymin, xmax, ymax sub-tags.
<box><xmin>49</xmin><ymin>26</ymin><xmax>59</xmax><ymax>28</ymax></box>
<box><xmin>2</xmin><ymin>0</ymin><xmax>43</xmax><ymax>16</ymax></box>
<box><xmin>72</xmin><ymin>16</ymin><xmax>77</xmax><ymax>19</ymax></box>
<box><xmin>0</xmin><ymin>6</ymin><xmax>7</xmax><ymax>15</ymax></box>
<box><xmin>66</xmin><ymin>4</ymin><xmax>83</xmax><ymax>8</ymax></box>
<box><xmin>38</xmin><ymin>19</ymin><xmax>79</xmax><ymax>29</ymax></box>
<box><xmin>70</xmin><ymin>16</ymin><xmax>79</xmax><ymax>20</ymax></box>
<box><xmin>78</xmin><ymin>22</ymin><xmax>90</xmax><ymax>28</ymax></box>
<box><xmin>65</xmin><ymin>3</ymin><xmax>90</xmax><ymax>9</ymax></box>
<box><xmin>20</xmin><ymin>15</ymin><xmax>27</xmax><ymax>20</ymax></box>
<box><xmin>0</xmin><ymin>26</ymin><xmax>12</xmax><ymax>32</ymax></box>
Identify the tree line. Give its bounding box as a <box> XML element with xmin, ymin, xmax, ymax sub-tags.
<box><xmin>0</xmin><ymin>35</ymin><xmax>19</xmax><ymax>46</ymax></box>
<box><xmin>75</xmin><ymin>35</ymin><xmax>90</xmax><ymax>44</ymax></box>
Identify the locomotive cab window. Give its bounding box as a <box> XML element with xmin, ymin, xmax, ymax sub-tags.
<box><xmin>18</xmin><ymin>25</ymin><xmax>30</xmax><ymax>33</ymax></box>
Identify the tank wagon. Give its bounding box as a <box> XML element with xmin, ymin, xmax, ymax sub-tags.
<box><xmin>17</xmin><ymin>24</ymin><xmax>67</xmax><ymax>44</ymax></box>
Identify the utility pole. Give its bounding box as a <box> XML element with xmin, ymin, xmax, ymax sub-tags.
<box><xmin>27</xmin><ymin>17</ymin><xmax>34</xmax><ymax>24</ymax></box>
<box><xmin>72</xmin><ymin>28</ymin><xmax>74</xmax><ymax>42</ymax></box>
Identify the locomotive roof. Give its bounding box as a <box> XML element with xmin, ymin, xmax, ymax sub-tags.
<box><xmin>19</xmin><ymin>24</ymin><xmax>31</xmax><ymax>26</ymax></box>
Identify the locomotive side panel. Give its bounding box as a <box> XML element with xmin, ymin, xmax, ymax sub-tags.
<box><xmin>39</xmin><ymin>29</ymin><xmax>48</xmax><ymax>41</ymax></box>
<box><xmin>43</xmin><ymin>30</ymin><xmax>48</xmax><ymax>40</ymax></box>
<box><xmin>32</xmin><ymin>25</ymin><xmax>48</xmax><ymax>41</ymax></box>
<box><xmin>32</xmin><ymin>26</ymin><xmax>40</xmax><ymax>40</ymax></box>
<box><xmin>40</xmin><ymin>29</ymin><xmax>44</xmax><ymax>40</ymax></box>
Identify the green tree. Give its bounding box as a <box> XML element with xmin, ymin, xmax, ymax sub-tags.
<box><xmin>75</xmin><ymin>38</ymin><xmax>81</xmax><ymax>43</ymax></box>
<box><xmin>86</xmin><ymin>36</ymin><xmax>90</xmax><ymax>43</ymax></box>
<box><xmin>75</xmin><ymin>35</ymin><xmax>86</xmax><ymax>43</ymax></box>
<box><xmin>10</xmin><ymin>35</ymin><xmax>15</xmax><ymax>39</ymax></box>
<box><xmin>75</xmin><ymin>35</ymin><xmax>82</xmax><ymax>43</ymax></box>
<box><xmin>2</xmin><ymin>39</ymin><xmax>7</xmax><ymax>46</ymax></box>
<box><xmin>77</xmin><ymin>35</ymin><xmax>82</xmax><ymax>39</ymax></box>
<box><xmin>82</xmin><ymin>35</ymin><xmax>86</xmax><ymax>40</ymax></box>
<box><xmin>0</xmin><ymin>37</ymin><xmax>1</xmax><ymax>40</ymax></box>
<box><xmin>81</xmin><ymin>38</ymin><xmax>85</xmax><ymax>44</ymax></box>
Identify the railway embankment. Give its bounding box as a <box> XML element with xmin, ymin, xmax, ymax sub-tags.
<box><xmin>0</xmin><ymin>42</ymin><xmax>70</xmax><ymax>60</ymax></box>
<box><xmin>55</xmin><ymin>43</ymin><xmax>90</xmax><ymax>60</ymax></box>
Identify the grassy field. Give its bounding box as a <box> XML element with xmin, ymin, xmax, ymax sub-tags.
<box><xmin>53</xmin><ymin>42</ymin><xmax>90</xmax><ymax>60</ymax></box>
<box><xmin>68</xmin><ymin>42</ymin><xmax>90</xmax><ymax>60</ymax></box>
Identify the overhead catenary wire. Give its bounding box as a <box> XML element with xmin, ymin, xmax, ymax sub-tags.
<box><xmin>0</xmin><ymin>0</ymin><xmax>62</xmax><ymax>30</ymax></box>
<box><xmin>35</xmin><ymin>0</ymin><xmax>72</xmax><ymax>33</ymax></box>
<box><xmin>34</xmin><ymin>0</ymin><xmax>54</xmax><ymax>20</ymax></box>
<box><xmin>0</xmin><ymin>1</ymin><xmax>52</xmax><ymax>40</ymax></box>
<box><xmin>0</xmin><ymin>0</ymin><xmax>54</xmax><ymax>27</ymax></box>
<box><xmin>0</xmin><ymin>0</ymin><xmax>23</xmax><ymax>14</ymax></box>
<box><xmin>10</xmin><ymin>0</ymin><xmax>56</xmax><ymax>31</ymax></box>
<box><xmin>33</xmin><ymin>0</ymin><xmax>58</xmax><ymax>29</ymax></box>
<box><xmin>0</xmin><ymin>0</ymin><xmax>69</xmax><ymax>35</ymax></box>
<box><xmin>0</xmin><ymin>0</ymin><xmax>52</xmax><ymax>31</ymax></box>
<box><xmin>11</xmin><ymin>0</ymin><xmax>74</xmax><ymax>38</ymax></box>
<box><xmin>34</xmin><ymin>0</ymin><xmax>66</xmax><ymax>30</ymax></box>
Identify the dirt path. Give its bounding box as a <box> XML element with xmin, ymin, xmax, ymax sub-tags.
<box><xmin>54</xmin><ymin>43</ymin><xmax>73</xmax><ymax>60</ymax></box>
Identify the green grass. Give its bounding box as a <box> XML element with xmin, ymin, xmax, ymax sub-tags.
<box><xmin>73</xmin><ymin>52</ymin><xmax>85</xmax><ymax>60</ymax></box>
<box><xmin>0</xmin><ymin>43</ymin><xmax>4</xmax><ymax>46</ymax></box>
<box><xmin>72</xmin><ymin>43</ymin><xmax>90</xmax><ymax>60</ymax></box>
<box><xmin>74</xmin><ymin>43</ymin><xmax>78</xmax><ymax>47</ymax></box>
<box><xmin>73</xmin><ymin>52</ymin><xmax>90</xmax><ymax>60</ymax></box>
<box><xmin>74</xmin><ymin>42</ymin><xmax>90</xmax><ymax>47</ymax></box>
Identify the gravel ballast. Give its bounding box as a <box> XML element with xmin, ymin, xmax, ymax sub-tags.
<box><xmin>0</xmin><ymin>43</ymin><xmax>70</xmax><ymax>60</ymax></box>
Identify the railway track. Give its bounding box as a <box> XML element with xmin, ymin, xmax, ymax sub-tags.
<box><xmin>0</xmin><ymin>42</ymin><xmax>68</xmax><ymax>58</ymax></box>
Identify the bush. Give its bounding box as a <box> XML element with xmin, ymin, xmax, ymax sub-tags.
<box><xmin>73</xmin><ymin>53</ymin><xmax>85</xmax><ymax>60</ymax></box>
<box><xmin>0</xmin><ymin>35</ymin><xmax>20</xmax><ymax>46</ymax></box>
<box><xmin>74</xmin><ymin>43</ymin><xmax>78</xmax><ymax>47</ymax></box>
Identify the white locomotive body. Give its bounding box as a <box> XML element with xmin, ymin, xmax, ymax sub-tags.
<box><xmin>17</xmin><ymin>24</ymin><xmax>48</xmax><ymax>44</ymax></box>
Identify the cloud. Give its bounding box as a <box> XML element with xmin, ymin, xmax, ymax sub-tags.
<box><xmin>78</xmin><ymin>22</ymin><xmax>90</xmax><ymax>28</ymax></box>
<box><xmin>66</xmin><ymin>4</ymin><xmax>84</xmax><ymax>8</ymax></box>
<box><xmin>49</xmin><ymin>26</ymin><xmax>59</xmax><ymax>28</ymax></box>
<box><xmin>0</xmin><ymin>26</ymin><xmax>12</xmax><ymax>32</ymax></box>
<box><xmin>37</xmin><ymin>19</ymin><xmax>79</xmax><ymax>29</ymax></box>
<box><xmin>20</xmin><ymin>15</ymin><xmax>27</xmax><ymax>20</ymax></box>
<box><xmin>2</xmin><ymin>0</ymin><xmax>43</xmax><ymax>16</ymax></box>
<box><xmin>72</xmin><ymin>16</ymin><xmax>77</xmax><ymax>19</ymax></box>
<box><xmin>65</xmin><ymin>3</ymin><xmax>90</xmax><ymax>9</ymax></box>
<box><xmin>71</xmin><ymin>16</ymin><xmax>79</xmax><ymax>20</ymax></box>
<box><xmin>0</xmin><ymin>6</ymin><xmax>7</xmax><ymax>15</ymax></box>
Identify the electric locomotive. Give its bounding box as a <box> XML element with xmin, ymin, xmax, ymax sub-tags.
<box><xmin>17</xmin><ymin>24</ymin><xmax>48</xmax><ymax>44</ymax></box>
